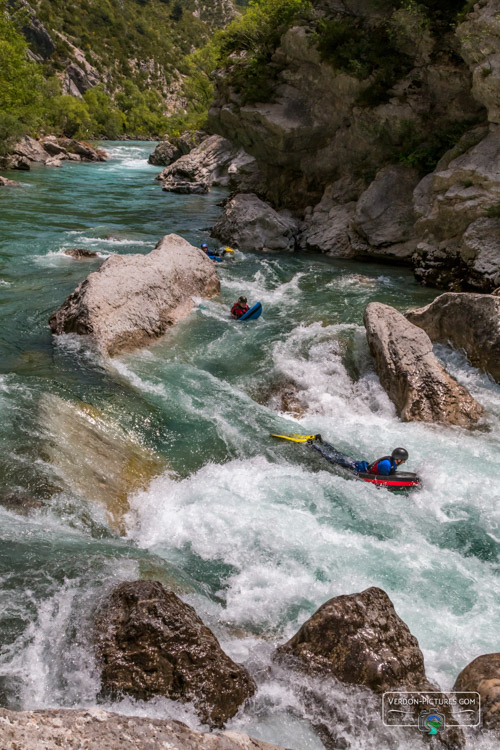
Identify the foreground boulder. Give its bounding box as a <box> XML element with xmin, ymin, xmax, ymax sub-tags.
<box><xmin>212</xmin><ymin>193</ymin><xmax>299</xmax><ymax>252</ymax></box>
<box><xmin>0</xmin><ymin>708</ymin><xmax>282</xmax><ymax>750</ymax></box>
<box><xmin>407</xmin><ymin>292</ymin><xmax>500</xmax><ymax>383</ymax></box>
<box><xmin>49</xmin><ymin>234</ymin><xmax>220</xmax><ymax>356</ymax></box>
<box><xmin>95</xmin><ymin>581</ymin><xmax>255</xmax><ymax>727</ymax></box>
<box><xmin>364</xmin><ymin>302</ymin><xmax>483</xmax><ymax>427</ymax></box>
<box><xmin>453</xmin><ymin>653</ymin><xmax>500</xmax><ymax>732</ymax></box>
<box><xmin>277</xmin><ymin>587</ymin><xmax>427</xmax><ymax>691</ymax></box>
<box><xmin>276</xmin><ymin>587</ymin><xmax>463</xmax><ymax>748</ymax></box>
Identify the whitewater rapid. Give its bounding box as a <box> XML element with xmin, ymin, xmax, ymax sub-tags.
<box><xmin>0</xmin><ymin>142</ymin><xmax>498</xmax><ymax>749</ymax></box>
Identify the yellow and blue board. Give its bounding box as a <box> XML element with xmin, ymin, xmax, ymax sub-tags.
<box><xmin>239</xmin><ymin>302</ymin><xmax>263</xmax><ymax>321</ymax></box>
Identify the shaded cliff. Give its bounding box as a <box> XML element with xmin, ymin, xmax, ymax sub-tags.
<box><xmin>208</xmin><ymin>0</ymin><xmax>499</xmax><ymax>291</ymax></box>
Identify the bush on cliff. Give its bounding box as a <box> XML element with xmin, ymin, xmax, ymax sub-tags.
<box><xmin>218</xmin><ymin>0</ymin><xmax>312</xmax><ymax>103</ymax></box>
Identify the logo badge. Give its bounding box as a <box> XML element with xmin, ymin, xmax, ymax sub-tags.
<box><xmin>418</xmin><ymin>711</ymin><xmax>445</xmax><ymax>735</ymax></box>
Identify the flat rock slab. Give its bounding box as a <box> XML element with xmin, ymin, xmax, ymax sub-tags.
<box><xmin>364</xmin><ymin>302</ymin><xmax>483</xmax><ymax>427</ymax></box>
<box><xmin>407</xmin><ymin>292</ymin><xmax>500</xmax><ymax>383</ymax></box>
<box><xmin>94</xmin><ymin>581</ymin><xmax>255</xmax><ymax>728</ymax></box>
<box><xmin>0</xmin><ymin>708</ymin><xmax>283</xmax><ymax>750</ymax></box>
<box><xmin>49</xmin><ymin>234</ymin><xmax>220</xmax><ymax>356</ymax></box>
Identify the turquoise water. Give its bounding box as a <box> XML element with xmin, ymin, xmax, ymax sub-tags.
<box><xmin>0</xmin><ymin>143</ymin><xmax>499</xmax><ymax>748</ymax></box>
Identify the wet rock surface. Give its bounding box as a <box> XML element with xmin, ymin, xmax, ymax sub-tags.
<box><xmin>453</xmin><ymin>653</ymin><xmax>500</xmax><ymax>732</ymax></box>
<box><xmin>0</xmin><ymin>707</ymin><xmax>282</xmax><ymax>750</ymax></box>
<box><xmin>49</xmin><ymin>234</ymin><xmax>220</xmax><ymax>356</ymax></box>
<box><xmin>276</xmin><ymin>586</ymin><xmax>464</xmax><ymax>749</ymax></box>
<box><xmin>63</xmin><ymin>248</ymin><xmax>100</xmax><ymax>259</ymax></box>
<box><xmin>364</xmin><ymin>302</ymin><xmax>483</xmax><ymax>427</ymax></box>
<box><xmin>94</xmin><ymin>581</ymin><xmax>255</xmax><ymax>727</ymax></box>
<box><xmin>407</xmin><ymin>292</ymin><xmax>500</xmax><ymax>383</ymax></box>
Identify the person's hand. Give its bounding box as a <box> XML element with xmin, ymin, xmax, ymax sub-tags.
<box><xmin>315</xmin><ymin>434</ymin><xmax>322</xmax><ymax>442</ymax></box>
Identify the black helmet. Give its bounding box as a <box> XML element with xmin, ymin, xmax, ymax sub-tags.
<box><xmin>392</xmin><ymin>447</ymin><xmax>408</xmax><ymax>461</ymax></box>
<box><xmin>238</xmin><ymin>296</ymin><xmax>247</xmax><ymax>303</ymax></box>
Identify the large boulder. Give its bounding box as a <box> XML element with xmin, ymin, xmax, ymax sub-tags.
<box><xmin>158</xmin><ymin>135</ymin><xmax>249</xmax><ymax>193</ymax></box>
<box><xmin>212</xmin><ymin>193</ymin><xmax>299</xmax><ymax>252</ymax></box>
<box><xmin>406</xmin><ymin>292</ymin><xmax>500</xmax><ymax>383</ymax></box>
<box><xmin>298</xmin><ymin>180</ymin><xmax>360</xmax><ymax>256</ymax></box>
<box><xmin>363</xmin><ymin>302</ymin><xmax>483</xmax><ymax>427</ymax></box>
<box><xmin>56</xmin><ymin>138</ymin><xmax>106</xmax><ymax>162</ymax></box>
<box><xmin>276</xmin><ymin>587</ymin><xmax>464</xmax><ymax>749</ymax></box>
<box><xmin>277</xmin><ymin>587</ymin><xmax>427</xmax><ymax>691</ymax></box>
<box><xmin>49</xmin><ymin>234</ymin><xmax>220</xmax><ymax>356</ymax></box>
<box><xmin>0</xmin><ymin>707</ymin><xmax>282</xmax><ymax>750</ymax></box>
<box><xmin>352</xmin><ymin>165</ymin><xmax>420</xmax><ymax>258</ymax></box>
<box><xmin>453</xmin><ymin>653</ymin><xmax>500</xmax><ymax>732</ymax></box>
<box><xmin>149</xmin><ymin>131</ymin><xmax>207</xmax><ymax>166</ymax></box>
<box><xmin>94</xmin><ymin>581</ymin><xmax>255</xmax><ymax>728</ymax></box>
<box><xmin>13</xmin><ymin>135</ymin><xmax>50</xmax><ymax>163</ymax></box>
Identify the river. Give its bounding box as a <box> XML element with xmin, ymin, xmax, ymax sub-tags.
<box><xmin>0</xmin><ymin>142</ymin><xmax>498</xmax><ymax>749</ymax></box>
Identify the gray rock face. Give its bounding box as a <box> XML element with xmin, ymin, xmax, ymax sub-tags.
<box><xmin>276</xmin><ymin>587</ymin><xmax>464</xmax><ymax>749</ymax></box>
<box><xmin>412</xmin><ymin>130</ymin><xmax>500</xmax><ymax>291</ymax></box>
<box><xmin>0</xmin><ymin>708</ymin><xmax>283</xmax><ymax>750</ymax></box>
<box><xmin>42</xmin><ymin>139</ymin><xmax>68</xmax><ymax>157</ymax></box>
<box><xmin>63</xmin><ymin>61</ymin><xmax>100</xmax><ymax>96</ymax></box>
<box><xmin>17</xmin><ymin>0</ymin><xmax>55</xmax><ymax>59</ymax></box>
<box><xmin>453</xmin><ymin>653</ymin><xmax>500</xmax><ymax>732</ymax></box>
<box><xmin>353</xmin><ymin>165</ymin><xmax>419</xmax><ymax>256</ymax></box>
<box><xmin>406</xmin><ymin>292</ymin><xmax>500</xmax><ymax>383</ymax></box>
<box><xmin>298</xmin><ymin>180</ymin><xmax>360</xmax><ymax>256</ymax></box>
<box><xmin>212</xmin><ymin>193</ymin><xmax>299</xmax><ymax>252</ymax></box>
<box><xmin>149</xmin><ymin>131</ymin><xmax>207</xmax><ymax>166</ymax></box>
<box><xmin>158</xmin><ymin>135</ymin><xmax>249</xmax><ymax>193</ymax></box>
<box><xmin>49</xmin><ymin>234</ymin><xmax>220</xmax><ymax>356</ymax></box>
<box><xmin>457</xmin><ymin>0</ymin><xmax>500</xmax><ymax>126</ymax></box>
<box><xmin>57</xmin><ymin>138</ymin><xmax>106</xmax><ymax>162</ymax></box>
<box><xmin>95</xmin><ymin>581</ymin><xmax>256</xmax><ymax>728</ymax></box>
<box><xmin>364</xmin><ymin>302</ymin><xmax>483</xmax><ymax>427</ymax></box>
<box><xmin>13</xmin><ymin>135</ymin><xmax>49</xmax><ymax>163</ymax></box>
<box><xmin>149</xmin><ymin>139</ymin><xmax>182</xmax><ymax>167</ymax></box>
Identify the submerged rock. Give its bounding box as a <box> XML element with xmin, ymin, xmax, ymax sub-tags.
<box><xmin>0</xmin><ymin>489</ymin><xmax>45</xmax><ymax>515</ymax></box>
<box><xmin>49</xmin><ymin>234</ymin><xmax>220</xmax><ymax>356</ymax></box>
<box><xmin>212</xmin><ymin>193</ymin><xmax>299</xmax><ymax>252</ymax></box>
<box><xmin>0</xmin><ymin>176</ymin><xmax>20</xmax><ymax>186</ymax></box>
<box><xmin>406</xmin><ymin>292</ymin><xmax>500</xmax><ymax>383</ymax></box>
<box><xmin>276</xmin><ymin>587</ymin><xmax>464</xmax><ymax>748</ymax></box>
<box><xmin>95</xmin><ymin>581</ymin><xmax>256</xmax><ymax>727</ymax></box>
<box><xmin>0</xmin><ymin>707</ymin><xmax>282</xmax><ymax>750</ymax></box>
<box><xmin>39</xmin><ymin>394</ymin><xmax>165</xmax><ymax>533</ymax></box>
<box><xmin>453</xmin><ymin>653</ymin><xmax>500</xmax><ymax>732</ymax></box>
<box><xmin>63</xmin><ymin>248</ymin><xmax>99</xmax><ymax>259</ymax></box>
<box><xmin>363</xmin><ymin>302</ymin><xmax>483</xmax><ymax>427</ymax></box>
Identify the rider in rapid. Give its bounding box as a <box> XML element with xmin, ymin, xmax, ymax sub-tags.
<box><xmin>308</xmin><ymin>436</ymin><xmax>409</xmax><ymax>475</ymax></box>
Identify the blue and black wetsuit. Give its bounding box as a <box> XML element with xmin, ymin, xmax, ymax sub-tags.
<box><xmin>310</xmin><ymin>440</ymin><xmax>368</xmax><ymax>473</ymax></box>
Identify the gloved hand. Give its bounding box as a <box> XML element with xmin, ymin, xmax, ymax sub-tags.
<box><xmin>315</xmin><ymin>434</ymin><xmax>323</xmax><ymax>442</ymax></box>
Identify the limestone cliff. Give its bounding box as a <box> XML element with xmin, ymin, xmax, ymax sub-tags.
<box><xmin>208</xmin><ymin>0</ymin><xmax>499</xmax><ymax>292</ymax></box>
